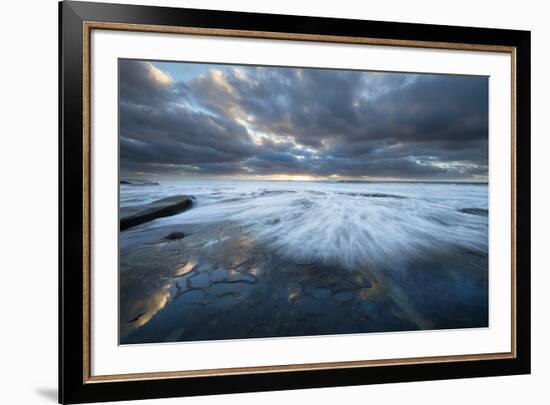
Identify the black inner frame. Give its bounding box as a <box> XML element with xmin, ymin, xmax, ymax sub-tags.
<box><xmin>59</xmin><ymin>1</ymin><xmax>531</xmax><ymax>403</ymax></box>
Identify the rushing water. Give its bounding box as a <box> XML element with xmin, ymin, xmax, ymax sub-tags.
<box><xmin>121</xmin><ymin>180</ymin><xmax>488</xmax><ymax>268</ymax></box>
<box><xmin>119</xmin><ymin>180</ymin><xmax>489</xmax><ymax>343</ymax></box>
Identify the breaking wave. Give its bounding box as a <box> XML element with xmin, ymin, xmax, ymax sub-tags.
<box><xmin>121</xmin><ymin>180</ymin><xmax>488</xmax><ymax>268</ymax></box>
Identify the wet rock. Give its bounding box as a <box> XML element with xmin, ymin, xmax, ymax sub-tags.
<box><xmin>228</xmin><ymin>254</ymin><xmax>249</xmax><ymax>268</ymax></box>
<box><xmin>210</xmin><ymin>268</ymin><xmax>257</xmax><ymax>284</ymax></box>
<box><xmin>318</xmin><ymin>273</ymin><xmax>345</xmax><ymax>288</ymax></box>
<box><xmin>287</xmin><ymin>281</ymin><xmax>302</xmax><ymax>302</ymax></box>
<box><xmin>459</xmin><ymin>208</ymin><xmax>488</xmax><ymax>216</ymax></box>
<box><xmin>311</xmin><ymin>287</ymin><xmax>332</xmax><ymax>300</ymax></box>
<box><xmin>220</xmin><ymin>273</ymin><xmax>257</xmax><ymax>284</ymax></box>
<box><xmin>362</xmin><ymin>193</ymin><xmax>406</xmax><ymax>199</ymax></box>
<box><xmin>120</xmin><ymin>180</ymin><xmax>160</xmax><ymax>186</ymax></box>
<box><xmin>258</xmin><ymin>190</ymin><xmax>296</xmax><ymax>197</ymax></box>
<box><xmin>127</xmin><ymin>313</ymin><xmax>145</xmax><ymax>323</ymax></box>
<box><xmin>338</xmin><ymin>192</ymin><xmax>406</xmax><ymax>199</ymax></box>
<box><xmin>213</xmin><ymin>295</ymin><xmax>242</xmax><ymax>311</ymax></box>
<box><xmin>300</xmin><ymin>296</ymin><xmax>324</xmax><ymax>316</ymax></box>
<box><xmin>333</xmin><ymin>290</ymin><xmax>355</xmax><ymax>302</ymax></box>
<box><xmin>287</xmin><ymin>281</ymin><xmax>302</xmax><ymax>292</ymax></box>
<box><xmin>209</xmin><ymin>282</ymin><xmax>242</xmax><ymax>297</ymax></box>
<box><xmin>357</xmin><ymin>288</ymin><xmax>372</xmax><ymax>299</ymax></box>
<box><xmin>218</xmin><ymin>291</ymin><xmax>243</xmax><ymax>299</ymax></box>
<box><xmin>120</xmin><ymin>195</ymin><xmax>193</xmax><ymax>231</ymax></box>
<box><xmin>175</xmin><ymin>261</ymin><xmax>197</xmax><ymax>277</ymax></box>
<box><xmin>347</xmin><ymin>271</ymin><xmax>372</xmax><ymax>288</ymax></box>
<box><xmin>187</xmin><ymin>272</ymin><xmax>210</xmax><ymax>289</ymax></box>
<box><xmin>210</xmin><ymin>268</ymin><xmax>227</xmax><ymax>282</ymax></box>
<box><xmin>178</xmin><ymin>289</ymin><xmax>207</xmax><ymax>303</ymax></box>
<box><xmin>165</xmin><ymin>231</ymin><xmax>186</xmax><ymax>240</ymax></box>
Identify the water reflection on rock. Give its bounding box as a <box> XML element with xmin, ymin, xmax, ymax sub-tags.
<box><xmin>119</xmin><ymin>220</ymin><xmax>488</xmax><ymax>344</ymax></box>
<box><xmin>121</xmin><ymin>284</ymin><xmax>171</xmax><ymax>338</ymax></box>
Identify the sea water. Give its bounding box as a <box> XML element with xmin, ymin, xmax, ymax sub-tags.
<box><xmin>120</xmin><ymin>180</ymin><xmax>488</xmax><ymax>268</ymax></box>
<box><xmin>119</xmin><ymin>180</ymin><xmax>489</xmax><ymax>343</ymax></box>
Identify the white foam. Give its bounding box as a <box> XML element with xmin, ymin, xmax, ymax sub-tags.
<box><xmin>121</xmin><ymin>180</ymin><xmax>488</xmax><ymax>268</ymax></box>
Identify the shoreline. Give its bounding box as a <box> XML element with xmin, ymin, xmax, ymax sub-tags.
<box><xmin>119</xmin><ymin>181</ymin><xmax>488</xmax><ymax>344</ymax></box>
<box><xmin>120</xmin><ymin>216</ymin><xmax>488</xmax><ymax>344</ymax></box>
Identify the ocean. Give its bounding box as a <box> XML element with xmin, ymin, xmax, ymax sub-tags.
<box><xmin>119</xmin><ymin>180</ymin><xmax>489</xmax><ymax>344</ymax></box>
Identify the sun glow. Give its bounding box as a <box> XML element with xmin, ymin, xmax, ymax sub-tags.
<box><xmin>255</xmin><ymin>174</ymin><xmax>317</xmax><ymax>181</ymax></box>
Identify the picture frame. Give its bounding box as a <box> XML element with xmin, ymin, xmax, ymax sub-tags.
<box><xmin>59</xmin><ymin>1</ymin><xmax>531</xmax><ymax>403</ymax></box>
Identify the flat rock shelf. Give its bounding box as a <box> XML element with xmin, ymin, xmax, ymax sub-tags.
<box><xmin>120</xmin><ymin>195</ymin><xmax>193</xmax><ymax>231</ymax></box>
<box><xmin>118</xmin><ymin>181</ymin><xmax>489</xmax><ymax>344</ymax></box>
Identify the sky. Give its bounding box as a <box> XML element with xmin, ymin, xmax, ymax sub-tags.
<box><xmin>119</xmin><ymin>59</ymin><xmax>488</xmax><ymax>182</ymax></box>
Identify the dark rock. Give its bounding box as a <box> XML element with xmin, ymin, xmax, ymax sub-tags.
<box><xmin>364</xmin><ymin>193</ymin><xmax>406</xmax><ymax>199</ymax></box>
<box><xmin>214</xmin><ymin>295</ymin><xmax>242</xmax><ymax>311</ymax></box>
<box><xmin>333</xmin><ymin>290</ymin><xmax>355</xmax><ymax>302</ymax></box>
<box><xmin>311</xmin><ymin>287</ymin><xmax>332</xmax><ymax>299</ymax></box>
<box><xmin>217</xmin><ymin>274</ymin><xmax>257</xmax><ymax>285</ymax></box>
<box><xmin>127</xmin><ymin>313</ymin><xmax>145</xmax><ymax>323</ymax></box>
<box><xmin>347</xmin><ymin>271</ymin><xmax>373</xmax><ymax>288</ymax></box>
<box><xmin>338</xmin><ymin>192</ymin><xmax>406</xmax><ymax>199</ymax></box>
<box><xmin>165</xmin><ymin>231</ymin><xmax>186</xmax><ymax>240</ymax></box>
<box><xmin>178</xmin><ymin>289</ymin><xmax>207</xmax><ymax>303</ymax></box>
<box><xmin>120</xmin><ymin>195</ymin><xmax>193</xmax><ymax>231</ymax></box>
<box><xmin>210</xmin><ymin>268</ymin><xmax>228</xmax><ymax>283</ymax></box>
<box><xmin>459</xmin><ymin>208</ymin><xmax>488</xmax><ymax>216</ymax></box>
<box><xmin>258</xmin><ymin>190</ymin><xmax>296</xmax><ymax>197</ymax></box>
<box><xmin>120</xmin><ymin>180</ymin><xmax>160</xmax><ymax>186</ymax></box>
<box><xmin>187</xmin><ymin>272</ymin><xmax>210</xmax><ymax>289</ymax></box>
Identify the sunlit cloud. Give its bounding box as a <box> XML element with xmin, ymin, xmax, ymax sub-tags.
<box><xmin>119</xmin><ymin>59</ymin><xmax>488</xmax><ymax>182</ymax></box>
<box><xmin>146</xmin><ymin>62</ymin><xmax>172</xmax><ymax>85</ymax></box>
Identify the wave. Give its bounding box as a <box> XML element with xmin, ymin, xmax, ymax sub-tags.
<box><xmin>121</xmin><ymin>180</ymin><xmax>488</xmax><ymax>269</ymax></box>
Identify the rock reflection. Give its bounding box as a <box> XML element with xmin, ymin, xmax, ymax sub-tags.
<box><xmin>119</xmin><ymin>217</ymin><xmax>488</xmax><ymax>344</ymax></box>
<box><xmin>120</xmin><ymin>284</ymin><xmax>171</xmax><ymax>339</ymax></box>
<box><xmin>175</xmin><ymin>260</ymin><xmax>196</xmax><ymax>276</ymax></box>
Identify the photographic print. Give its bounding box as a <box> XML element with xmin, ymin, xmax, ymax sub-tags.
<box><xmin>118</xmin><ymin>59</ymin><xmax>489</xmax><ymax>345</ymax></box>
<box><xmin>60</xmin><ymin>4</ymin><xmax>530</xmax><ymax>401</ymax></box>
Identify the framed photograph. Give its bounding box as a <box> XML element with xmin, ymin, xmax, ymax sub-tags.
<box><xmin>59</xmin><ymin>1</ymin><xmax>531</xmax><ymax>403</ymax></box>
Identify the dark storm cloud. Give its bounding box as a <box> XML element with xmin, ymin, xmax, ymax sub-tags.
<box><xmin>120</xmin><ymin>59</ymin><xmax>183</xmax><ymax>106</ymax></box>
<box><xmin>119</xmin><ymin>59</ymin><xmax>488</xmax><ymax>180</ymax></box>
<box><xmin>119</xmin><ymin>61</ymin><xmax>257</xmax><ymax>176</ymax></box>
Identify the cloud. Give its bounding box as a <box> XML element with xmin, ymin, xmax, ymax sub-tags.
<box><xmin>119</xmin><ymin>59</ymin><xmax>488</xmax><ymax>181</ymax></box>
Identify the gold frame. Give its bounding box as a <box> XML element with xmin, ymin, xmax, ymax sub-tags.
<box><xmin>82</xmin><ymin>21</ymin><xmax>517</xmax><ymax>384</ymax></box>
